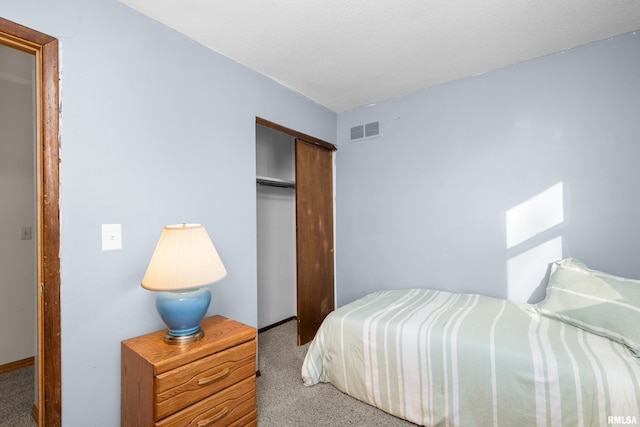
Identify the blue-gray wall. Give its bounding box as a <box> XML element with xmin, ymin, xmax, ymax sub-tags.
<box><xmin>336</xmin><ymin>30</ymin><xmax>640</xmax><ymax>306</ymax></box>
<box><xmin>3</xmin><ymin>0</ymin><xmax>640</xmax><ymax>423</ymax></box>
<box><xmin>2</xmin><ymin>0</ymin><xmax>335</xmax><ymax>425</ymax></box>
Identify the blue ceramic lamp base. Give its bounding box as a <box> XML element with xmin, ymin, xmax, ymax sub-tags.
<box><xmin>155</xmin><ymin>287</ymin><xmax>211</xmax><ymax>344</ymax></box>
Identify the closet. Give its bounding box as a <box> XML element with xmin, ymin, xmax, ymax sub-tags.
<box><xmin>255</xmin><ymin>118</ymin><xmax>336</xmax><ymax>345</ymax></box>
<box><xmin>256</xmin><ymin>125</ymin><xmax>297</xmax><ymax>330</ymax></box>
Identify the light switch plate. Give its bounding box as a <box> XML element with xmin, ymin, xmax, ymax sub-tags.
<box><xmin>102</xmin><ymin>224</ymin><xmax>122</xmax><ymax>251</ymax></box>
<box><xmin>20</xmin><ymin>226</ymin><xmax>32</xmax><ymax>240</ymax></box>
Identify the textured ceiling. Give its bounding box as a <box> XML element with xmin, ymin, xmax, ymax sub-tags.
<box><xmin>118</xmin><ymin>0</ymin><xmax>640</xmax><ymax>112</ymax></box>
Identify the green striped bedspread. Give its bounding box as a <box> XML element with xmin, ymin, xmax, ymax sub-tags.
<box><xmin>301</xmin><ymin>288</ymin><xmax>640</xmax><ymax>426</ymax></box>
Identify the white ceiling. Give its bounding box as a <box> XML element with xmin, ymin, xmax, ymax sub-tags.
<box><xmin>119</xmin><ymin>0</ymin><xmax>640</xmax><ymax>112</ymax></box>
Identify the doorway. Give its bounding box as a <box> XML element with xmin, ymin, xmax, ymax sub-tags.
<box><xmin>0</xmin><ymin>17</ymin><xmax>61</xmax><ymax>427</ymax></box>
<box><xmin>0</xmin><ymin>40</ymin><xmax>37</xmax><ymax>422</ymax></box>
<box><xmin>255</xmin><ymin>117</ymin><xmax>336</xmax><ymax>345</ymax></box>
<box><xmin>256</xmin><ymin>125</ymin><xmax>297</xmax><ymax>330</ymax></box>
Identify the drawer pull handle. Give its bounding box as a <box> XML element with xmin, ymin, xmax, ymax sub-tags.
<box><xmin>197</xmin><ymin>368</ymin><xmax>231</xmax><ymax>385</ymax></box>
<box><xmin>197</xmin><ymin>407</ymin><xmax>229</xmax><ymax>426</ymax></box>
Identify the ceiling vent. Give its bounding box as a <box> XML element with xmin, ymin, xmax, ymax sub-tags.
<box><xmin>350</xmin><ymin>121</ymin><xmax>380</xmax><ymax>142</ymax></box>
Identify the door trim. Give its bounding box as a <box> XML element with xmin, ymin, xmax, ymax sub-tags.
<box><xmin>256</xmin><ymin>117</ymin><xmax>337</xmax><ymax>152</ymax></box>
<box><xmin>0</xmin><ymin>17</ymin><xmax>61</xmax><ymax>427</ymax></box>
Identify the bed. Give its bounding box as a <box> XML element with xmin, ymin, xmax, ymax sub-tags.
<box><xmin>301</xmin><ymin>258</ymin><xmax>640</xmax><ymax>426</ymax></box>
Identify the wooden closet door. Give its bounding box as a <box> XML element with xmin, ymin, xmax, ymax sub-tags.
<box><xmin>295</xmin><ymin>139</ymin><xmax>335</xmax><ymax>345</ymax></box>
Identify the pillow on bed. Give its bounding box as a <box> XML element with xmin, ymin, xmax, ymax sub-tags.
<box><xmin>536</xmin><ymin>258</ymin><xmax>640</xmax><ymax>356</ymax></box>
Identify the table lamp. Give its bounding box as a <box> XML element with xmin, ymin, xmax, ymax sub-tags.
<box><xmin>141</xmin><ymin>223</ymin><xmax>227</xmax><ymax>343</ymax></box>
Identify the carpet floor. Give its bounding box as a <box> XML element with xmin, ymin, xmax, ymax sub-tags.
<box><xmin>0</xmin><ymin>364</ymin><xmax>36</xmax><ymax>427</ymax></box>
<box><xmin>1</xmin><ymin>320</ymin><xmax>416</xmax><ymax>426</ymax></box>
<box><xmin>256</xmin><ymin>319</ymin><xmax>416</xmax><ymax>427</ymax></box>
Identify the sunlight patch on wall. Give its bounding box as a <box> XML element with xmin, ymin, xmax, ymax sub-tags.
<box><xmin>506</xmin><ymin>182</ymin><xmax>564</xmax><ymax>302</ymax></box>
<box><xmin>507</xmin><ymin>236</ymin><xmax>563</xmax><ymax>302</ymax></box>
<box><xmin>506</xmin><ymin>182</ymin><xmax>564</xmax><ymax>249</ymax></box>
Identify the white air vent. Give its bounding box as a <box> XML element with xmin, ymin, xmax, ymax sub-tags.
<box><xmin>350</xmin><ymin>125</ymin><xmax>364</xmax><ymax>140</ymax></box>
<box><xmin>350</xmin><ymin>121</ymin><xmax>381</xmax><ymax>142</ymax></box>
<box><xmin>365</xmin><ymin>121</ymin><xmax>380</xmax><ymax>137</ymax></box>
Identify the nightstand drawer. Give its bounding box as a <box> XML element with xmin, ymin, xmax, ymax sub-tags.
<box><xmin>155</xmin><ymin>340</ymin><xmax>255</xmax><ymax>420</ymax></box>
<box><xmin>122</xmin><ymin>316</ymin><xmax>257</xmax><ymax>427</ymax></box>
<box><xmin>155</xmin><ymin>376</ymin><xmax>256</xmax><ymax>427</ymax></box>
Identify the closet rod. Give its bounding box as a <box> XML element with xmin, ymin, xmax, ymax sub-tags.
<box><xmin>256</xmin><ymin>176</ymin><xmax>295</xmax><ymax>189</ymax></box>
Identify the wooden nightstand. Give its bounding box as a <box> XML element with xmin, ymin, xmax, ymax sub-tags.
<box><xmin>121</xmin><ymin>315</ymin><xmax>257</xmax><ymax>426</ymax></box>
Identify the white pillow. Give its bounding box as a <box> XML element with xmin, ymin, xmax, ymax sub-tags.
<box><xmin>536</xmin><ymin>258</ymin><xmax>640</xmax><ymax>356</ymax></box>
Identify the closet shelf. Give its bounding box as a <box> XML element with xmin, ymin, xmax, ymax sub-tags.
<box><xmin>256</xmin><ymin>176</ymin><xmax>295</xmax><ymax>189</ymax></box>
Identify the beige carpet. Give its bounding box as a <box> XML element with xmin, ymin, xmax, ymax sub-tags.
<box><xmin>1</xmin><ymin>320</ymin><xmax>416</xmax><ymax>427</ymax></box>
<box><xmin>256</xmin><ymin>319</ymin><xmax>416</xmax><ymax>427</ymax></box>
<box><xmin>0</xmin><ymin>364</ymin><xmax>36</xmax><ymax>427</ymax></box>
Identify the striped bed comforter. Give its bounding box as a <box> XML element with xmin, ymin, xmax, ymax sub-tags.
<box><xmin>301</xmin><ymin>288</ymin><xmax>640</xmax><ymax>426</ymax></box>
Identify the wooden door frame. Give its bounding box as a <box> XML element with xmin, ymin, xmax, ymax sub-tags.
<box><xmin>256</xmin><ymin>117</ymin><xmax>336</xmax><ymax>152</ymax></box>
<box><xmin>0</xmin><ymin>17</ymin><xmax>61</xmax><ymax>427</ymax></box>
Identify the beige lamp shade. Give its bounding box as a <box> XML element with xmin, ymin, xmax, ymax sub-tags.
<box><xmin>141</xmin><ymin>223</ymin><xmax>227</xmax><ymax>291</ymax></box>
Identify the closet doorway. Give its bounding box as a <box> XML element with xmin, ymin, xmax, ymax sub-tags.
<box><xmin>256</xmin><ymin>118</ymin><xmax>336</xmax><ymax>345</ymax></box>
